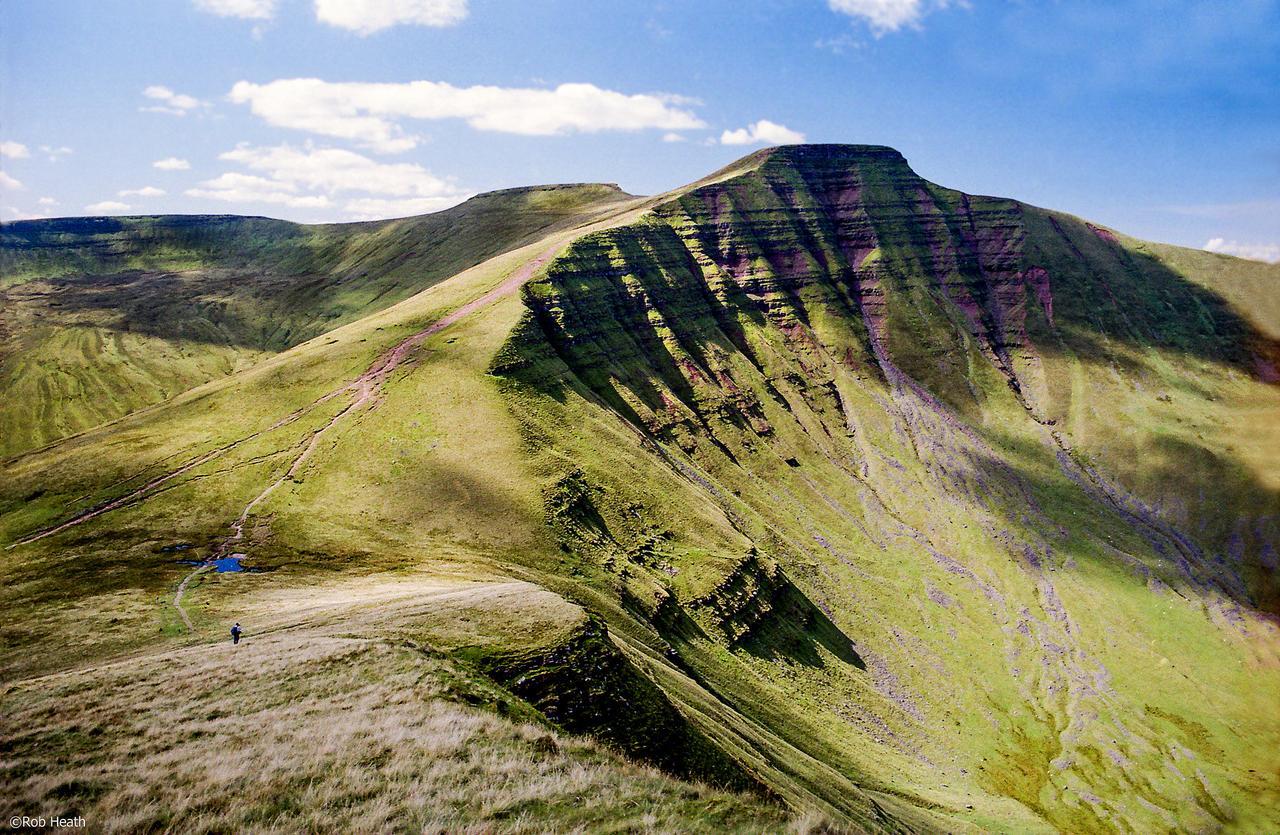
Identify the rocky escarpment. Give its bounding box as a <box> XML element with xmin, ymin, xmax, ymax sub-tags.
<box><xmin>494</xmin><ymin>145</ymin><xmax>1280</xmax><ymax>830</ymax></box>
<box><xmin>515</xmin><ymin>146</ymin><xmax>1051</xmax><ymax>428</ymax></box>
<box><xmin>655</xmin><ymin>145</ymin><xmax>1049</xmax><ymax>415</ymax></box>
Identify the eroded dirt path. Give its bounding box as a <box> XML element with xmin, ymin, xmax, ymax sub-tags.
<box><xmin>172</xmin><ymin>564</ymin><xmax>212</xmax><ymax>631</ymax></box>
<box><xmin>181</xmin><ymin>241</ymin><xmax>563</xmax><ymax>630</ymax></box>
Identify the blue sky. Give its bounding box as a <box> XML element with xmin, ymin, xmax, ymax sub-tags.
<box><xmin>2</xmin><ymin>0</ymin><xmax>1277</xmax><ymax>260</ymax></box>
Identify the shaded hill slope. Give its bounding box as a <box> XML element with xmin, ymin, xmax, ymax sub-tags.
<box><xmin>0</xmin><ymin>183</ymin><xmax>634</xmax><ymax>456</ymax></box>
<box><xmin>2</xmin><ymin>146</ymin><xmax>1278</xmax><ymax>832</ymax></box>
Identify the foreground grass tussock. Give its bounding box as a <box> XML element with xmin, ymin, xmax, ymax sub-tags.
<box><xmin>1</xmin><ymin>630</ymin><xmax>800</xmax><ymax>834</ymax></box>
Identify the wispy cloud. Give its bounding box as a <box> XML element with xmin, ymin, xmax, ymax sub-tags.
<box><xmin>119</xmin><ymin>186</ymin><xmax>167</xmax><ymax>197</ymax></box>
<box><xmin>2</xmin><ymin>205</ymin><xmax>45</xmax><ymax>221</ymax></box>
<box><xmin>228</xmin><ymin>78</ymin><xmax>707</xmax><ymax>153</ymax></box>
<box><xmin>186</xmin><ymin>172</ymin><xmax>332</xmax><ymax>208</ymax></box>
<box><xmin>221</xmin><ymin>143</ymin><xmax>461</xmax><ymax>197</ymax></box>
<box><xmin>39</xmin><ymin>145</ymin><xmax>72</xmax><ymax>162</ymax></box>
<box><xmin>314</xmin><ymin>0</ymin><xmax>468</xmax><ymax>35</ymax></box>
<box><xmin>0</xmin><ymin>171</ymin><xmax>24</xmax><ymax>191</ymax></box>
<box><xmin>827</xmin><ymin>0</ymin><xmax>957</xmax><ymax>35</ymax></box>
<box><xmin>142</xmin><ymin>86</ymin><xmax>209</xmax><ymax>116</ymax></box>
<box><xmin>814</xmin><ymin>32</ymin><xmax>864</xmax><ymax>53</ymax></box>
<box><xmin>343</xmin><ymin>195</ymin><xmax>461</xmax><ymax>219</ymax></box>
<box><xmin>153</xmin><ymin>157</ymin><xmax>192</xmax><ymax>171</ymax></box>
<box><xmin>85</xmin><ymin>200</ymin><xmax>132</xmax><ymax>214</ymax></box>
<box><xmin>1203</xmin><ymin>238</ymin><xmax>1280</xmax><ymax>263</ymax></box>
<box><xmin>1</xmin><ymin>140</ymin><xmax>29</xmax><ymax>159</ymax></box>
<box><xmin>193</xmin><ymin>0</ymin><xmax>277</xmax><ymax>20</ymax></box>
<box><xmin>720</xmin><ymin>119</ymin><xmax>806</xmax><ymax>146</ymax></box>
<box><xmin>188</xmin><ymin>142</ymin><xmax>468</xmax><ymax>219</ymax></box>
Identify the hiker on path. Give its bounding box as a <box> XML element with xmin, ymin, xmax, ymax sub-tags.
<box><xmin>231</xmin><ymin>622</ymin><xmax>242</xmax><ymax>645</ymax></box>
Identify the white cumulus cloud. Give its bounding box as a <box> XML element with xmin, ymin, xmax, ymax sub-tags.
<box><xmin>1</xmin><ymin>140</ymin><xmax>29</xmax><ymax>159</ymax></box>
<box><xmin>194</xmin><ymin>0</ymin><xmax>277</xmax><ymax>19</ymax></box>
<box><xmin>720</xmin><ymin>119</ymin><xmax>806</xmax><ymax>146</ymax></box>
<box><xmin>827</xmin><ymin>0</ymin><xmax>954</xmax><ymax>34</ymax></box>
<box><xmin>1203</xmin><ymin>238</ymin><xmax>1280</xmax><ymax>264</ymax></box>
<box><xmin>228</xmin><ymin>78</ymin><xmax>707</xmax><ymax>153</ymax></box>
<box><xmin>39</xmin><ymin>145</ymin><xmax>73</xmax><ymax>162</ymax></box>
<box><xmin>315</xmin><ymin>0</ymin><xmax>467</xmax><ymax>35</ymax></box>
<box><xmin>38</xmin><ymin>197</ymin><xmax>58</xmax><ymax>206</ymax></box>
<box><xmin>85</xmin><ymin>200</ymin><xmax>132</xmax><ymax>214</ymax></box>
<box><xmin>119</xmin><ymin>186</ymin><xmax>167</xmax><ymax>198</ymax></box>
<box><xmin>142</xmin><ymin>85</ymin><xmax>209</xmax><ymax>116</ymax></box>
<box><xmin>0</xmin><ymin>171</ymin><xmax>24</xmax><ymax>191</ymax></box>
<box><xmin>153</xmin><ymin>157</ymin><xmax>192</xmax><ymax>171</ymax></box>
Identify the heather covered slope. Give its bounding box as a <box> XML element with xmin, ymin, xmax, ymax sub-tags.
<box><xmin>2</xmin><ymin>146</ymin><xmax>1278</xmax><ymax>832</ymax></box>
<box><xmin>0</xmin><ymin>183</ymin><xmax>632</xmax><ymax>456</ymax></box>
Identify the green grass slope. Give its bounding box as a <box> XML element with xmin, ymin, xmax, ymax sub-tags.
<box><xmin>1</xmin><ymin>146</ymin><xmax>1277</xmax><ymax>833</ymax></box>
<box><xmin>0</xmin><ymin>183</ymin><xmax>634</xmax><ymax>457</ymax></box>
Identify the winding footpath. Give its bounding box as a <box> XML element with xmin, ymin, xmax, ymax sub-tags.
<box><xmin>17</xmin><ymin>241</ymin><xmax>565</xmax><ymax>629</ymax></box>
<box><xmin>172</xmin><ymin>564</ymin><xmax>213</xmax><ymax>631</ymax></box>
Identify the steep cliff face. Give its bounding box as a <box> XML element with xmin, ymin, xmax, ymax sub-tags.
<box><xmin>498</xmin><ymin>145</ymin><xmax>1280</xmax><ymax>830</ymax></box>
<box><xmin>510</xmin><ymin>145</ymin><xmax>1277</xmax><ymax>610</ymax></box>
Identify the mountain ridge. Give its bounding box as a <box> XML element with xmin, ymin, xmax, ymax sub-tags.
<box><xmin>2</xmin><ymin>145</ymin><xmax>1278</xmax><ymax>833</ymax></box>
<box><xmin>0</xmin><ymin>182</ymin><xmax>640</xmax><ymax>456</ymax></box>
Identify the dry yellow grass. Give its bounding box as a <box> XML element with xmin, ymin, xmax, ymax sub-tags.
<box><xmin>1</xmin><ymin>618</ymin><xmax>802</xmax><ymax>833</ymax></box>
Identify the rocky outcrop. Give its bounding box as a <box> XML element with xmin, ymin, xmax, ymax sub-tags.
<box><xmin>474</xmin><ymin>617</ymin><xmax>767</xmax><ymax>793</ymax></box>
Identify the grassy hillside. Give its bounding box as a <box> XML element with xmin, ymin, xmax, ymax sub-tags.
<box><xmin>1</xmin><ymin>146</ymin><xmax>1277</xmax><ymax>832</ymax></box>
<box><xmin>0</xmin><ymin>184</ymin><xmax>634</xmax><ymax>456</ymax></box>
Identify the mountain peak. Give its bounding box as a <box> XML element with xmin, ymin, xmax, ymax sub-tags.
<box><xmin>755</xmin><ymin>143</ymin><xmax>916</xmax><ymax>177</ymax></box>
<box><xmin>756</xmin><ymin>142</ymin><xmax>909</xmax><ymax>163</ymax></box>
<box><xmin>690</xmin><ymin>143</ymin><xmax>917</xmax><ymax>193</ymax></box>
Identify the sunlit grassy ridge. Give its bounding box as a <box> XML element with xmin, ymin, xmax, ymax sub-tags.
<box><xmin>1</xmin><ymin>146</ymin><xmax>1277</xmax><ymax>832</ymax></box>
<box><xmin>0</xmin><ymin>184</ymin><xmax>632</xmax><ymax>456</ymax></box>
